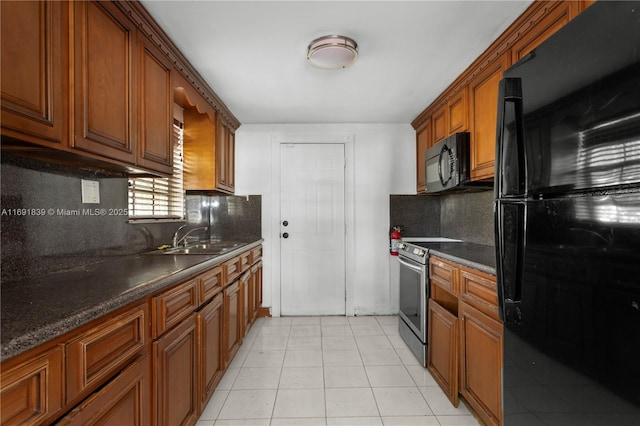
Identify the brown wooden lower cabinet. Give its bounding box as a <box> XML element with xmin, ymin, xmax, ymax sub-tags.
<box><xmin>65</xmin><ymin>303</ymin><xmax>148</xmax><ymax>404</ymax></box>
<box><xmin>223</xmin><ymin>280</ymin><xmax>242</xmax><ymax>367</ymax></box>
<box><xmin>459</xmin><ymin>300</ymin><xmax>503</xmax><ymax>426</ymax></box>
<box><xmin>428</xmin><ymin>255</ymin><xmax>503</xmax><ymax>425</ymax></box>
<box><xmin>57</xmin><ymin>354</ymin><xmax>149</xmax><ymax>426</ymax></box>
<box><xmin>153</xmin><ymin>313</ymin><xmax>198</xmax><ymax>426</ymax></box>
<box><xmin>241</xmin><ymin>270</ymin><xmax>252</xmax><ymax>335</ymax></box>
<box><xmin>0</xmin><ymin>346</ymin><xmax>64</xmax><ymax>425</ymax></box>
<box><xmin>427</xmin><ymin>299</ymin><xmax>459</xmax><ymax>407</ymax></box>
<box><xmin>0</xmin><ymin>244</ymin><xmax>263</xmax><ymax>426</ymax></box>
<box><xmin>197</xmin><ymin>292</ymin><xmax>225</xmax><ymax>414</ymax></box>
<box><xmin>251</xmin><ymin>261</ymin><xmax>263</xmax><ymax>321</ymax></box>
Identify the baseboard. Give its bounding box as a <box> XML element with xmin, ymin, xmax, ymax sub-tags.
<box><xmin>257</xmin><ymin>307</ymin><xmax>272</xmax><ymax>317</ymax></box>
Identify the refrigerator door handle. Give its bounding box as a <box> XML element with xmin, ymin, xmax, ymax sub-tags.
<box><xmin>496</xmin><ymin>77</ymin><xmax>527</xmax><ymax>198</ymax></box>
<box><xmin>495</xmin><ymin>200</ymin><xmax>526</xmax><ymax>323</ymax></box>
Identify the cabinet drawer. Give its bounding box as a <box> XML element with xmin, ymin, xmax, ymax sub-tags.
<box><xmin>460</xmin><ymin>266</ymin><xmax>499</xmax><ymax>320</ymax></box>
<box><xmin>223</xmin><ymin>256</ymin><xmax>242</xmax><ymax>283</ymax></box>
<box><xmin>58</xmin><ymin>354</ymin><xmax>149</xmax><ymax>426</ymax></box>
<box><xmin>239</xmin><ymin>250</ymin><xmax>252</xmax><ymax>272</ymax></box>
<box><xmin>199</xmin><ymin>265</ymin><xmax>224</xmax><ymax>303</ymax></box>
<box><xmin>66</xmin><ymin>303</ymin><xmax>147</xmax><ymax>403</ymax></box>
<box><xmin>429</xmin><ymin>256</ymin><xmax>459</xmax><ymax>295</ymax></box>
<box><xmin>0</xmin><ymin>346</ymin><xmax>64</xmax><ymax>425</ymax></box>
<box><xmin>250</xmin><ymin>245</ymin><xmax>263</xmax><ymax>263</ymax></box>
<box><xmin>152</xmin><ymin>278</ymin><xmax>199</xmax><ymax>339</ymax></box>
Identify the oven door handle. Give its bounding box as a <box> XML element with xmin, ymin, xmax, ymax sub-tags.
<box><xmin>397</xmin><ymin>257</ymin><xmax>424</xmax><ymax>273</ymax></box>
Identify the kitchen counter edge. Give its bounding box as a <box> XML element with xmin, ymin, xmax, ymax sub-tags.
<box><xmin>0</xmin><ymin>239</ymin><xmax>264</xmax><ymax>362</ymax></box>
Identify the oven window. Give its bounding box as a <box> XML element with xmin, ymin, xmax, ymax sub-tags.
<box><xmin>399</xmin><ymin>262</ymin><xmax>424</xmax><ymax>335</ymax></box>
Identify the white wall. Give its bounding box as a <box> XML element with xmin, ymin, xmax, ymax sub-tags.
<box><xmin>235</xmin><ymin>123</ymin><xmax>416</xmax><ymax>316</ymax></box>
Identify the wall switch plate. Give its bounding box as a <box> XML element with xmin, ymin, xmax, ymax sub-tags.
<box><xmin>81</xmin><ymin>179</ymin><xmax>100</xmax><ymax>204</ymax></box>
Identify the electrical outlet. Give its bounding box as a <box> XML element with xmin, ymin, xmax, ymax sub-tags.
<box><xmin>81</xmin><ymin>179</ymin><xmax>100</xmax><ymax>204</ymax></box>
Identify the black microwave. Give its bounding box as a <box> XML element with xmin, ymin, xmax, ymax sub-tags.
<box><xmin>424</xmin><ymin>132</ymin><xmax>492</xmax><ymax>194</ymax></box>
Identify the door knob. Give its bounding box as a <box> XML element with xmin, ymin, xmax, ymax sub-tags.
<box><xmin>282</xmin><ymin>232</ymin><xmax>289</xmax><ymax>239</ymax></box>
<box><xmin>282</xmin><ymin>220</ymin><xmax>289</xmax><ymax>226</ymax></box>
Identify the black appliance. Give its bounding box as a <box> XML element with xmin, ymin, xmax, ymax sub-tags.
<box><xmin>495</xmin><ymin>1</ymin><xmax>640</xmax><ymax>424</ymax></box>
<box><xmin>424</xmin><ymin>132</ymin><xmax>492</xmax><ymax>194</ymax></box>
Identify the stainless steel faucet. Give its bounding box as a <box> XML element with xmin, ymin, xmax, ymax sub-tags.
<box><xmin>172</xmin><ymin>225</ymin><xmax>209</xmax><ymax>247</ymax></box>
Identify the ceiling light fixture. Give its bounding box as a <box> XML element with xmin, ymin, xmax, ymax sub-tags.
<box><xmin>307</xmin><ymin>35</ymin><xmax>358</xmax><ymax>69</ymax></box>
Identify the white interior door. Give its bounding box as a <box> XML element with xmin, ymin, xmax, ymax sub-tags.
<box><xmin>280</xmin><ymin>143</ymin><xmax>346</xmax><ymax>315</ymax></box>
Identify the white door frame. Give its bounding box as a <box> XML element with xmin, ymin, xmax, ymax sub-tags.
<box><xmin>270</xmin><ymin>133</ymin><xmax>355</xmax><ymax>317</ymax></box>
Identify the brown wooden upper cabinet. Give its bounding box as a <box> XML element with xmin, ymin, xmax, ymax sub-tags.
<box><xmin>0</xmin><ymin>1</ymin><xmax>69</xmax><ymax>148</ymax></box>
<box><xmin>511</xmin><ymin>2</ymin><xmax>581</xmax><ymax>63</ymax></box>
<box><xmin>216</xmin><ymin>116</ymin><xmax>236</xmax><ymax>194</ymax></box>
<box><xmin>2</xmin><ymin>0</ymin><xmax>174</xmax><ymax>176</ymax></box>
<box><xmin>174</xmin><ymin>66</ymin><xmax>236</xmax><ymax>194</ymax></box>
<box><xmin>73</xmin><ymin>1</ymin><xmax>174</xmax><ymax>176</ymax></box>
<box><xmin>411</xmin><ymin>0</ymin><xmax>594</xmax><ymax>190</ymax></box>
<box><xmin>138</xmin><ymin>32</ymin><xmax>174</xmax><ymax>175</ymax></box>
<box><xmin>431</xmin><ymin>106</ymin><xmax>447</xmax><ymax>144</ymax></box>
<box><xmin>447</xmin><ymin>88</ymin><xmax>468</xmax><ymax>134</ymax></box>
<box><xmin>415</xmin><ymin>120</ymin><xmax>432</xmax><ymax>193</ymax></box>
<box><xmin>469</xmin><ymin>53</ymin><xmax>510</xmax><ymax>181</ymax></box>
<box><xmin>72</xmin><ymin>1</ymin><xmax>137</xmax><ymax>165</ymax></box>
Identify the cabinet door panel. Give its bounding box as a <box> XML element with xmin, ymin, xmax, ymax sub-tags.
<box><xmin>138</xmin><ymin>34</ymin><xmax>173</xmax><ymax>174</ymax></box>
<box><xmin>223</xmin><ymin>281</ymin><xmax>242</xmax><ymax>367</ymax></box>
<box><xmin>427</xmin><ymin>300</ymin><xmax>459</xmax><ymax>407</ymax></box>
<box><xmin>0</xmin><ymin>1</ymin><xmax>67</xmax><ymax>146</ymax></box>
<box><xmin>153</xmin><ymin>314</ymin><xmax>198</xmax><ymax>426</ymax></box>
<box><xmin>251</xmin><ymin>261</ymin><xmax>263</xmax><ymax>321</ymax></box>
<box><xmin>432</xmin><ymin>107</ymin><xmax>447</xmax><ymax>143</ymax></box>
<box><xmin>198</xmin><ymin>293</ymin><xmax>224</xmax><ymax>413</ymax></box>
<box><xmin>469</xmin><ymin>54</ymin><xmax>510</xmax><ymax>181</ymax></box>
<box><xmin>241</xmin><ymin>271</ymin><xmax>252</xmax><ymax>335</ymax></box>
<box><xmin>416</xmin><ymin>121</ymin><xmax>432</xmax><ymax>193</ymax></box>
<box><xmin>459</xmin><ymin>301</ymin><xmax>503</xmax><ymax>426</ymax></box>
<box><xmin>215</xmin><ymin>117</ymin><xmax>235</xmax><ymax>193</ymax></box>
<box><xmin>448</xmin><ymin>88</ymin><xmax>468</xmax><ymax>134</ymax></box>
<box><xmin>73</xmin><ymin>1</ymin><xmax>136</xmax><ymax>163</ymax></box>
<box><xmin>0</xmin><ymin>347</ymin><xmax>64</xmax><ymax>426</ymax></box>
<box><xmin>511</xmin><ymin>2</ymin><xmax>579</xmax><ymax>63</ymax></box>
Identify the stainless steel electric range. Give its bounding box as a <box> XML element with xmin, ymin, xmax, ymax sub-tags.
<box><xmin>397</xmin><ymin>237</ymin><xmax>461</xmax><ymax>366</ymax></box>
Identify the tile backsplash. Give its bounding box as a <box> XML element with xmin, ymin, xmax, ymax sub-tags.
<box><xmin>390</xmin><ymin>189</ymin><xmax>494</xmax><ymax>246</ymax></box>
<box><xmin>1</xmin><ymin>155</ymin><xmax>261</xmax><ymax>280</ymax></box>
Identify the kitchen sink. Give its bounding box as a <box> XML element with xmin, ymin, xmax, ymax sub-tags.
<box><xmin>146</xmin><ymin>241</ymin><xmax>247</xmax><ymax>255</ymax></box>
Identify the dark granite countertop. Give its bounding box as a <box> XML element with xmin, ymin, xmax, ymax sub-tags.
<box><xmin>421</xmin><ymin>242</ymin><xmax>496</xmax><ymax>275</ymax></box>
<box><xmin>1</xmin><ymin>239</ymin><xmax>263</xmax><ymax>362</ymax></box>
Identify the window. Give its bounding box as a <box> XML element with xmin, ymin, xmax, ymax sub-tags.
<box><xmin>128</xmin><ymin>107</ymin><xmax>185</xmax><ymax>221</ymax></box>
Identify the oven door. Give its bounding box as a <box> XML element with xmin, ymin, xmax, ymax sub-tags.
<box><xmin>398</xmin><ymin>255</ymin><xmax>428</xmax><ymax>342</ymax></box>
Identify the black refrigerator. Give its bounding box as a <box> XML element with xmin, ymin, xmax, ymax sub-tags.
<box><xmin>495</xmin><ymin>1</ymin><xmax>640</xmax><ymax>424</ymax></box>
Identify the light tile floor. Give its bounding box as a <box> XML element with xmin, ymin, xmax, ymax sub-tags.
<box><xmin>196</xmin><ymin>315</ymin><xmax>480</xmax><ymax>426</ymax></box>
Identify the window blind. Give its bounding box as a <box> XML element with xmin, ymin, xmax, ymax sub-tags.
<box><xmin>128</xmin><ymin>118</ymin><xmax>184</xmax><ymax>220</ymax></box>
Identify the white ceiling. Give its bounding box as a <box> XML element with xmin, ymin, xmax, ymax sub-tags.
<box><xmin>140</xmin><ymin>0</ymin><xmax>532</xmax><ymax>125</ymax></box>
